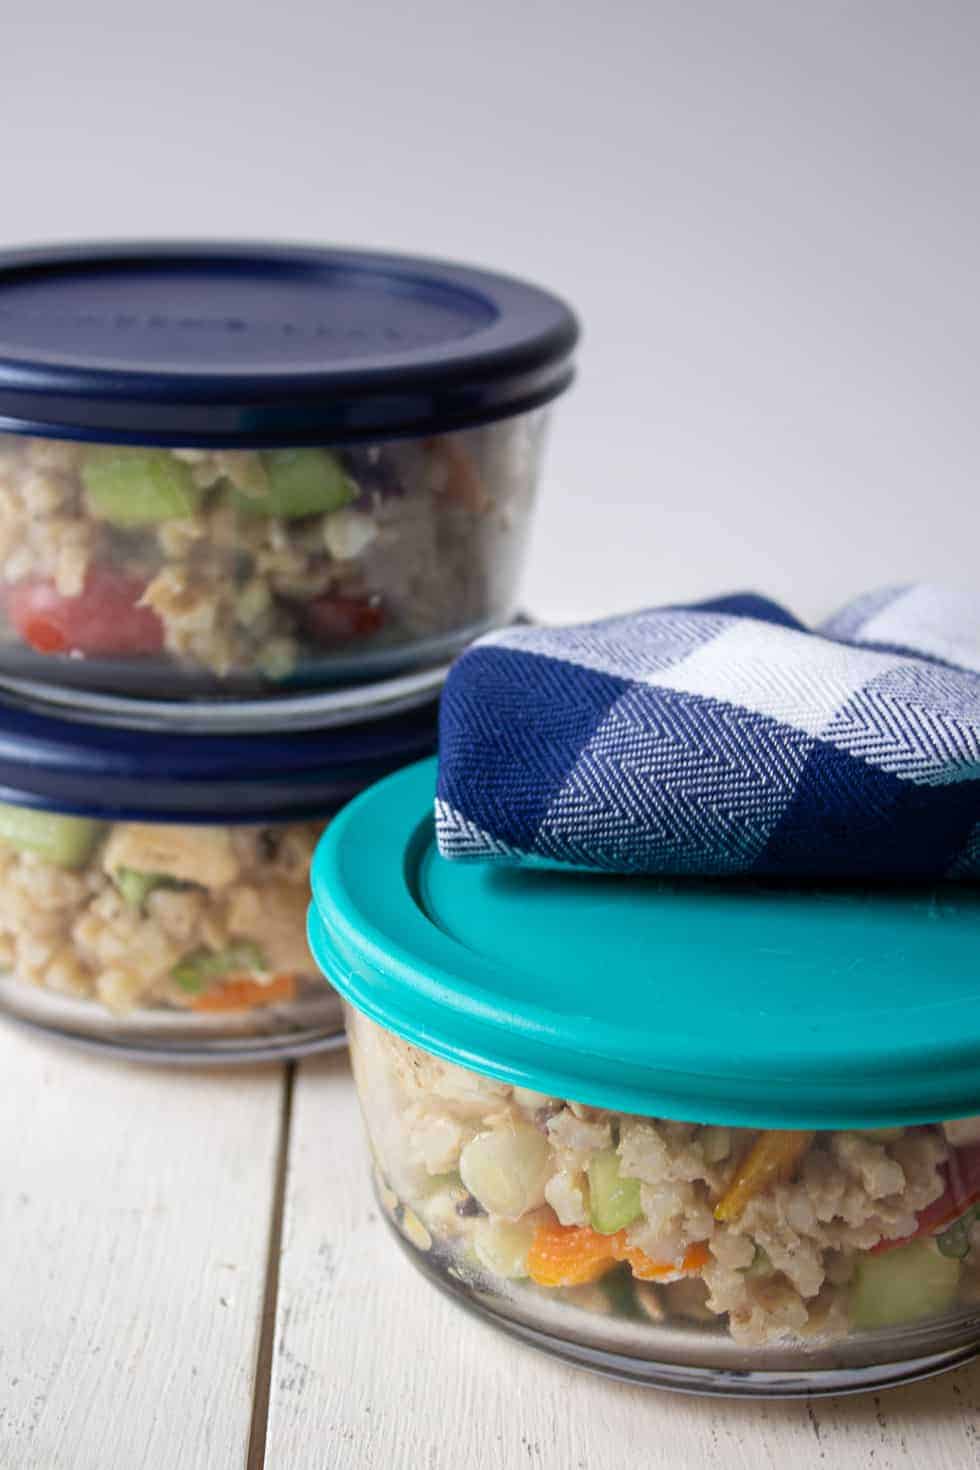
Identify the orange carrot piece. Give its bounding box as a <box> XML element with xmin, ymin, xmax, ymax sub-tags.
<box><xmin>714</xmin><ymin>1130</ymin><xmax>815</xmax><ymax>1222</ymax></box>
<box><xmin>611</xmin><ymin>1235</ymin><xmax>711</xmax><ymax>1282</ymax></box>
<box><xmin>526</xmin><ymin>1223</ymin><xmax>619</xmax><ymax>1287</ymax></box>
<box><xmin>429</xmin><ymin>437</ymin><xmax>490</xmax><ymax>512</ymax></box>
<box><xmin>681</xmin><ymin>1240</ymin><xmax>711</xmax><ymax>1273</ymax></box>
<box><xmin>190</xmin><ymin>972</ymin><xmax>297</xmax><ymax>1013</ymax></box>
<box><xmin>527</xmin><ymin>1221</ymin><xmax>711</xmax><ymax>1288</ymax></box>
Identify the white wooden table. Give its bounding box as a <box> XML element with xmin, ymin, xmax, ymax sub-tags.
<box><xmin>2</xmin><ymin>1025</ymin><xmax>978</xmax><ymax>1470</ymax></box>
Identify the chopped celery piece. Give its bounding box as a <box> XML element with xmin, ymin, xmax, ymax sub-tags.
<box><xmin>113</xmin><ymin>867</ymin><xmax>168</xmax><ymax>909</ymax></box>
<box><xmin>0</xmin><ymin>801</ymin><xmax>102</xmax><ymax>867</ymax></box>
<box><xmin>233</xmin><ymin>449</ymin><xmax>353</xmax><ymax>519</ymax></box>
<box><xmin>171</xmin><ymin>940</ymin><xmax>266</xmax><ymax>994</ymax></box>
<box><xmin>589</xmin><ymin>1148</ymin><xmax>643</xmax><ymax>1235</ymax></box>
<box><xmin>851</xmin><ymin>1241</ymin><xmax>960</xmax><ymax>1331</ymax></box>
<box><xmin>82</xmin><ymin>448</ymin><xmax>199</xmax><ymax>525</ymax></box>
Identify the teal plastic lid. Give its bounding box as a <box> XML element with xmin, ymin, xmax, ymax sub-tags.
<box><xmin>309</xmin><ymin>759</ymin><xmax>980</xmax><ymax>1128</ymax></box>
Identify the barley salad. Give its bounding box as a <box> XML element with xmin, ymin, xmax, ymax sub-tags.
<box><xmin>308</xmin><ymin>757</ymin><xmax>980</xmax><ymax>1392</ymax></box>
<box><xmin>353</xmin><ymin>1013</ymin><xmax>980</xmax><ymax>1351</ymax></box>
<box><xmin>0</xmin><ymin>422</ymin><xmax>542</xmax><ymax>690</ymax></box>
<box><xmin>0</xmin><ymin>803</ymin><xmax>322</xmax><ymax>1015</ymax></box>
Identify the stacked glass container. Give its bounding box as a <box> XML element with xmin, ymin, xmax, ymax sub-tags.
<box><xmin>0</xmin><ymin>241</ymin><xmax>578</xmax><ymax>1059</ymax></box>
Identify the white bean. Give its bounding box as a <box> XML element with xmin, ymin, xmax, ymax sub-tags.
<box><xmin>473</xmin><ymin>1216</ymin><xmax>541</xmax><ymax>1278</ymax></box>
<box><xmin>459</xmin><ymin>1124</ymin><xmax>551</xmax><ymax>1219</ymax></box>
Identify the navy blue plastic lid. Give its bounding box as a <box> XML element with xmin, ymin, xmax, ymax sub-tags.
<box><xmin>0</xmin><ymin>697</ymin><xmax>437</xmax><ymax>823</ymax></box>
<box><xmin>0</xmin><ymin>242</ymin><xmax>579</xmax><ymax>447</ymax></box>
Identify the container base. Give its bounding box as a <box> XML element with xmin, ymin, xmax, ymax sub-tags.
<box><xmin>0</xmin><ymin>612</ymin><xmax>530</xmax><ymax>730</ymax></box>
<box><xmin>382</xmin><ymin>1214</ymin><xmax>980</xmax><ymax>1399</ymax></box>
<box><xmin>0</xmin><ymin>658</ymin><xmax>450</xmax><ymax>733</ymax></box>
<box><xmin>0</xmin><ymin>973</ymin><xmax>347</xmax><ymax>1064</ymax></box>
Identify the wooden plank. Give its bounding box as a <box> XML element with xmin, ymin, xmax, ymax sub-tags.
<box><xmin>270</xmin><ymin>1053</ymin><xmax>980</xmax><ymax>1470</ymax></box>
<box><xmin>0</xmin><ymin>1023</ymin><xmax>286</xmax><ymax>1470</ymax></box>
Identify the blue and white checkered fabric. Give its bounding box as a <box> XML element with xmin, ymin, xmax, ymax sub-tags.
<box><xmin>435</xmin><ymin>585</ymin><xmax>980</xmax><ymax>879</ymax></box>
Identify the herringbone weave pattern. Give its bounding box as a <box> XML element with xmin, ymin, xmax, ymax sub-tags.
<box><xmin>435</xmin><ymin>585</ymin><xmax>980</xmax><ymax>878</ymax></box>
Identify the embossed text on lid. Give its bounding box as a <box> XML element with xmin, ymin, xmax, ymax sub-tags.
<box><xmin>0</xmin><ymin>242</ymin><xmax>578</xmax><ymax>446</ymax></box>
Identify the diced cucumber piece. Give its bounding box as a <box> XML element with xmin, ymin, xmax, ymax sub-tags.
<box><xmin>937</xmin><ymin>1206</ymin><xmax>980</xmax><ymax>1260</ymax></box>
<box><xmin>232</xmin><ymin>449</ymin><xmax>353</xmax><ymax>519</ymax></box>
<box><xmin>851</xmin><ymin>1241</ymin><xmax>961</xmax><ymax>1331</ymax></box>
<box><xmin>82</xmin><ymin>448</ymin><xmax>199</xmax><ymax>525</ymax></box>
<box><xmin>423</xmin><ymin>1171</ymin><xmax>462</xmax><ymax>1195</ymax></box>
<box><xmin>171</xmin><ymin>940</ymin><xmax>266</xmax><ymax>994</ymax></box>
<box><xmin>113</xmin><ymin>867</ymin><xmax>168</xmax><ymax>909</ymax></box>
<box><xmin>0</xmin><ymin>801</ymin><xmax>102</xmax><ymax>868</ymax></box>
<box><xmin>588</xmin><ymin>1148</ymin><xmax>643</xmax><ymax>1235</ymax></box>
<box><xmin>599</xmin><ymin>1263</ymin><xmax>645</xmax><ymax>1320</ymax></box>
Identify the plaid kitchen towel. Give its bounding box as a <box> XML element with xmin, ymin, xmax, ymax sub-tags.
<box><xmin>435</xmin><ymin>584</ymin><xmax>980</xmax><ymax>879</ymax></box>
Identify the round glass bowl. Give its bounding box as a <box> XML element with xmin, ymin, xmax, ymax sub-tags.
<box><xmin>0</xmin><ymin>698</ymin><xmax>437</xmax><ymax>1062</ymax></box>
<box><xmin>0</xmin><ymin>810</ymin><xmax>342</xmax><ymax>1062</ymax></box>
<box><xmin>0</xmin><ymin>419</ymin><xmax>546</xmax><ymax>706</ymax></box>
<box><xmin>347</xmin><ymin>1008</ymin><xmax>980</xmax><ymax>1397</ymax></box>
<box><xmin>0</xmin><ymin>243</ymin><xmax>577</xmax><ymax>712</ymax></box>
<box><xmin>309</xmin><ymin>758</ymin><xmax>980</xmax><ymax>1396</ymax></box>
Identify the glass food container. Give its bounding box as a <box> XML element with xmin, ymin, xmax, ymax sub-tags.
<box><xmin>0</xmin><ymin>697</ymin><xmax>436</xmax><ymax>1061</ymax></box>
<box><xmin>0</xmin><ymin>242</ymin><xmax>577</xmax><ymax>718</ymax></box>
<box><xmin>308</xmin><ymin>758</ymin><xmax>980</xmax><ymax>1397</ymax></box>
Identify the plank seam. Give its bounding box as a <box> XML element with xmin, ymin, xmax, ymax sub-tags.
<box><xmin>246</xmin><ymin>1060</ymin><xmax>295</xmax><ymax>1470</ymax></box>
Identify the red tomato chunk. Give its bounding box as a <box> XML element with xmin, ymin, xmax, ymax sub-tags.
<box><xmin>6</xmin><ymin>570</ymin><xmax>165</xmax><ymax>657</ymax></box>
<box><xmin>306</xmin><ymin>593</ymin><xmax>384</xmax><ymax>643</ymax></box>
<box><xmin>872</xmin><ymin>1143</ymin><xmax>980</xmax><ymax>1254</ymax></box>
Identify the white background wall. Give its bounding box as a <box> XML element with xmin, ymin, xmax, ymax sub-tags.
<box><xmin>3</xmin><ymin>0</ymin><xmax>979</xmax><ymax>623</ymax></box>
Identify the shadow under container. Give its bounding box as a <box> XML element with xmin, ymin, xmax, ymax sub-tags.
<box><xmin>309</xmin><ymin>759</ymin><xmax>980</xmax><ymax>1397</ymax></box>
<box><xmin>0</xmin><ymin>698</ymin><xmax>436</xmax><ymax>1062</ymax></box>
<box><xmin>0</xmin><ymin>241</ymin><xmax>577</xmax><ymax>718</ymax></box>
